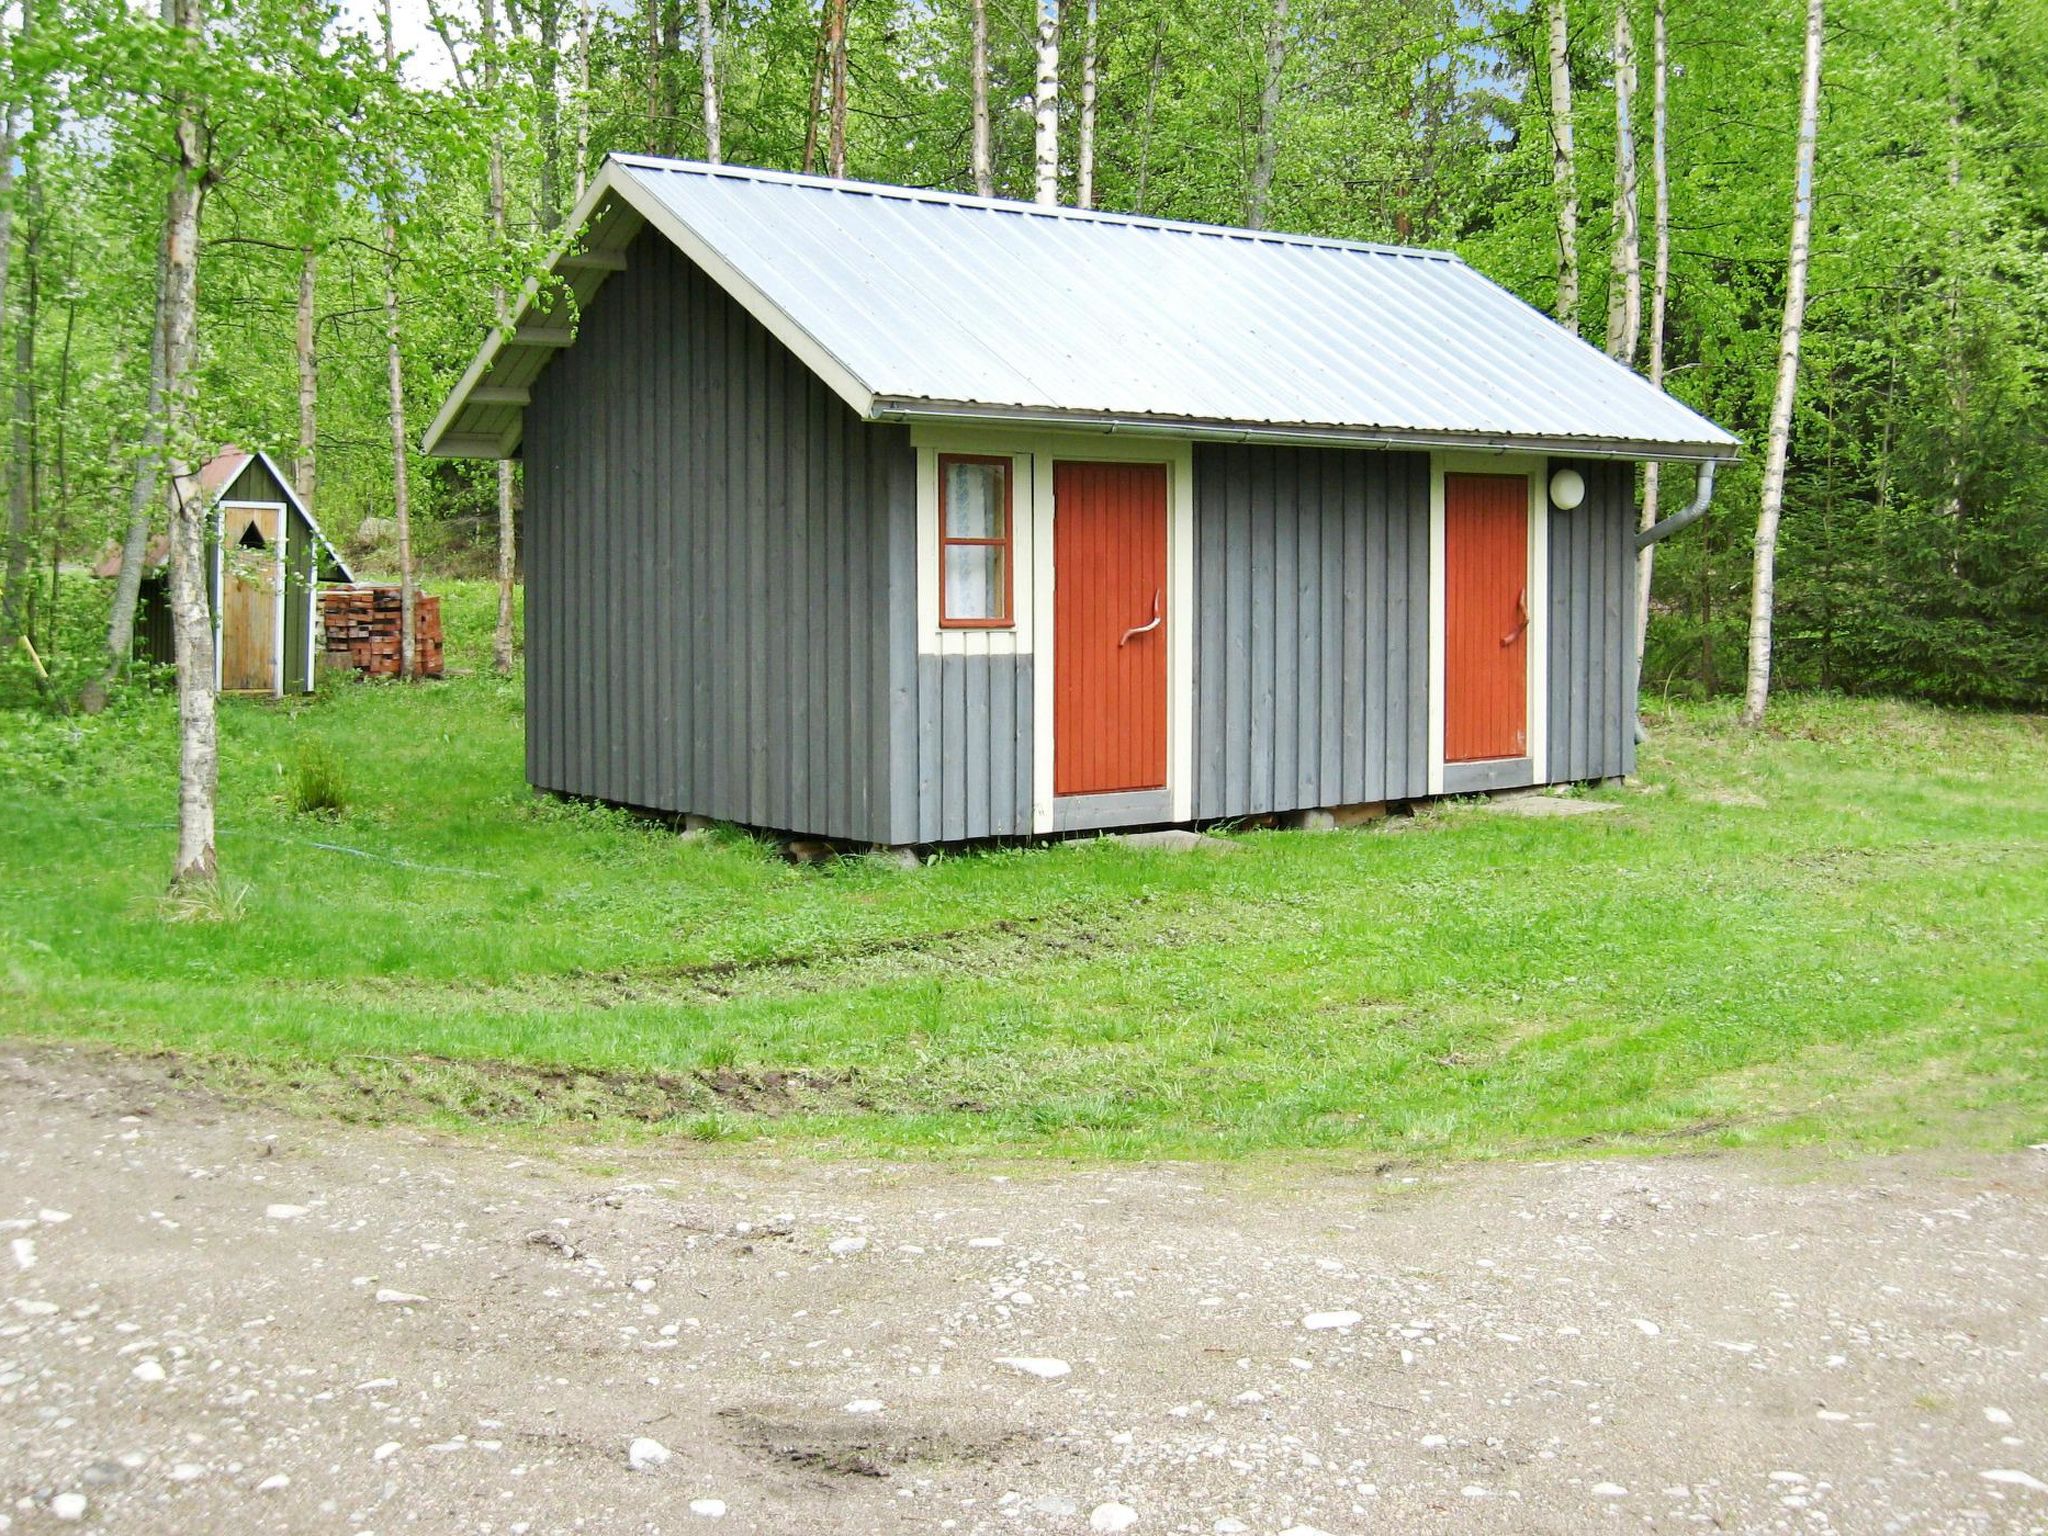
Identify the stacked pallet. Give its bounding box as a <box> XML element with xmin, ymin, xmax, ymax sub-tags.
<box><xmin>320</xmin><ymin>586</ymin><xmax>445</xmax><ymax>677</ymax></box>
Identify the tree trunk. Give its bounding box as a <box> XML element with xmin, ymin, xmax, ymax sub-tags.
<box><xmin>1741</xmin><ymin>0</ymin><xmax>1825</xmax><ymax>728</ymax></box>
<box><xmin>0</xmin><ymin>0</ymin><xmax>36</xmax><ymax>650</ymax></box>
<box><xmin>1546</xmin><ymin>0</ymin><xmax>1579</xmax><ymax>330</ymax></box>
<box><xmin>294</xmin><ymin>245</ymin><xmax>317</xmax><ymax>506</ymax></box>
<box><xmin>535</xmin><ymin>0</ymin><xmax>563</xmax><ymax>228</ymax></box>
<box><xmin>106</xmin><ymin>238</ymin><xmax>171</xmax><ymax>676</ymax></box>
<box><xmin>695</xmin><ymin>0</ymin><xmax>720</xmax><ymax>161</ymax></box>
<box><xmin>802</xmin><ymin>10</ymin><xmax>828</xmax><ymax>174</ymax></box>
<box><xmin>827</xmin><ymin>0</ymin><xmax>848</xmax><ymax>178</ymax></box>
<box><xmin>1604</xmin><ymin>0</ymin><xmax>1641</xmax><ymax>365</ymax></box>
<box><xmin>1077</xmin><ymin>0</ymin><xmax>1097</xmax><ymax>208</ymax></box>
<box><xmin>646</xmin><ymin>0</ymin><xmax>663</xmax><ymax>153</ymax></box>
<box><xmin>1134</xmin><ymin>23</ymin><xmax>1163</xmax><ymax>214</ymax></box>
<box><xmin>1245</xmin><ymin>0</ymin><xmax>1287</xmax><ymax>229</ymax></box>
<box><xmin>573</xmin><ymin>0</ymin><xmax>591</xmax><ymax>203</ymax></box>
<box><xmin>483</xmin><ymin>0</ymin><xmax>517</xmax><ymax>674</ymax></box>
<box><xmin>382</xmin><ymin>0</ymin><xmax>417</xmax><ymax>681</ymax></box>
<box><xmin>1634</xmin><ymin>0</ymin><xmax>1670</xmax><ymax>674</ymax></box>
<box><xmin>163</xmin><ymin>0</ymin><xmax>217</xmax><ymax>888</ymax></box>
<box><xmin>1033</xmin><ymin>0</ymin><xmax>1058</xmax><ymax>204</ymax></box>
<box><xmin>970</xmin><ymin>0</ymin><xmax>991</xmax><ymax>196</ymax></box>
<box><xmin>2</xmin><ymin>165</ymin><xmax>38</xmax><ymax>650</ymax></box>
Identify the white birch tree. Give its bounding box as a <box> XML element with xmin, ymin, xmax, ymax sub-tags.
<box><xmin>380</xmin><ymin>0</ymin><xmax>417</xmax><ymax>679</ymax></box>
<box><xmin>695</xmin><ymin>0</ymin><xmax>720</xmax><ymax>162</ymax></box>
<box><xmin>1033</xmin><ymin>0</ymin><xmax>1059</xmax><ymax>204</ymax></box>
<box><xmin>1245</xmin><ymin>0</ymin><xmax>1287</xmax><ymax>229</ymax></box>
<box><xmin>1634</xmin><ymin>0</ymin><xmax>1670</xmax><ymax>670</ymax></box>
<box><xmin>1742</xmin><ymin>0</ymin><xmax>1826</xmax><ymax>728</ymax></box>
<box><xmin>1605</xmin><ymin>0</ymin><xmax>1641</xmax><ymax>365</ymax></box>
<box><xmin>1077</xmin><ymin>0</ymin><xmax>1097</xmax><ymax>208</ymax></box>
<box><xmin>161</xmin><ymin>0</ymin><xmax>219</xmax><ymax>887</ymax></box>
<box><xmin>1546</xmin><ymin>0</ymin><xmax>1579</xmax><ymax>329</ymax></box>
<box><xmin>970</xmin><ymin>0</ymin><xmax>991</xmax><ymax>195</ymax></box>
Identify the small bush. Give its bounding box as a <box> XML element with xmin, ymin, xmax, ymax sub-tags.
<box><xmin>288</xmin><ymin>740</ymin><xmax>350</xmax><ymax>818</ymax></box>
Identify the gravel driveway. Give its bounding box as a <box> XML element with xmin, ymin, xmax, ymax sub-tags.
<box><xmin>2</xmin><ymin>1045</ymin><xmax>2045</xmax><ymax>1535</ymax></box>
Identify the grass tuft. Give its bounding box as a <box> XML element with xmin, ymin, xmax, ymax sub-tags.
<box><xmin>287</xmin><ymin>740</ymin><xmax>351</xmax><ymax>819</ymax></box>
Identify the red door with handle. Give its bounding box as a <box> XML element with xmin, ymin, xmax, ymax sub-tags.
<box><xmin>1445</xmin><ymin>473</ymin><xmax>1530</xmax><ymax>762</ymax></box>
<box><xmin>1054</xmin><ymin>461</ymin><xmax>1169</xmax><ymax>795</ymax></box>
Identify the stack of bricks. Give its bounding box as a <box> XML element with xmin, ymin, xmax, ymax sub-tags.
<box><xmin>320</xmin><ymin>586</ymin><xmax>445</xmax><ymax>677</ymax></box>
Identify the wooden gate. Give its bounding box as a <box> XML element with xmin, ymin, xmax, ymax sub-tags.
<box><xmin>1053</xmin><ymin>461</ymin><xmax>1169</xmax><ymax>796</ymax></box>
<box><xmin>220</xmin><ymin>505</ymin><xmax>282</xmax><ymax>694</ymax></box>
<box><xmin>1444</xmin><ymin>473</ymin><xmax>1529</xmax><ymax>763</ymax></box>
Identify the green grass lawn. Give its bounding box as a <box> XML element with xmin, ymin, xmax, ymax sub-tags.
<box><xmin>2</xmin><ymin>579</ymin><xmax>2043</xmax><ymax>1160</ymax></box>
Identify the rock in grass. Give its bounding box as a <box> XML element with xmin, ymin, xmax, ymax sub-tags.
<box><xmin>1089</xmin><ymin>1503</ymin><xmax>1138</xmax><ymax>1532</ymax></box>
<box><xmin>627</xmin><ymin>1437</ymin><xmax>672</xmax><ymax>1472</ymax></box>
<box><xmin>828</xmin><ymin>1235</ymin><xmax>869</xmax><ymax>1256</ymax></box>
<box><xmin>997</xmin><ymin>1356</ymin><xmax>1071</xmax><ymax>1380</ymax></box>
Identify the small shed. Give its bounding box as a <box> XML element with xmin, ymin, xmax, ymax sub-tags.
<box><xmin>427</xmin><ymin>155</ymin><xmax>1739</xmax><ymax>843</ymax></box>
<box><xmin>97</xmin><ymin>447</ymin><xmax>353</xmax><ymax>695</ymax></box>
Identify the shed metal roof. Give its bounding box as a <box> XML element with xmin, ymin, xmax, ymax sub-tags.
<box><xmin>426</xmin><ymin>156</ymin><xmax>1738</xmax><ymax>463</ymax></box>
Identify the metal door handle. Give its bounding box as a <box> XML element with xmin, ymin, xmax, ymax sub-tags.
<box><xmin>1502</xmin><ymin>588</ymin><xmax>1529</xmax><ymax>646</ymax></box>
<box><xmin>1120</xmin><ymin>588</ymin><xmax>1163</xmax><ymax>646</ymax></box>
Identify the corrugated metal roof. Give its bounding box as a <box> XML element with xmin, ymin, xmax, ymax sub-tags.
<box><xmin>427</xmin><ymin>157</ymin><xmax>1737</xmax><ymax>461</ymax></box>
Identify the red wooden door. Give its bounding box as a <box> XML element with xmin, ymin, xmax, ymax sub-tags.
<box><xmin>1054</xmin><ymin>461</ymin><xmax>1169</xmax><ymax>795</ymax></box>
<box><xmin>1444</xmin><ymin>473</ymin><xmax>1530</xmax><ymax>762</ymax></box>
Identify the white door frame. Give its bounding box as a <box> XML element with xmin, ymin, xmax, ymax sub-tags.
<box><xmin>910</xmin><ymin>426</ymin><xmax>1194</xmax><ymax>833</ymax></box>
<box><xmin>1427</xmin><ymin>452</ymin><xmax>1548</xmax><ymax>794</ymax></box>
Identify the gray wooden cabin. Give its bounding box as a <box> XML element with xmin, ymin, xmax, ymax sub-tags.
<box><xmin>96</xmin><ymin>447</ymin><xmax>352</xmax><ymax>695</ymax></box>
<box><xmin>428</xmin><ymin>156</ymin><xmax>1737</xmax><ymax>845</ymax></box>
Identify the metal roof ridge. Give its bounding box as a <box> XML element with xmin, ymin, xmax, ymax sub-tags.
<box><xmin>606</xmin><ymin>153</ymin><xmax>1463</xmax><ymax>265</ymax></box>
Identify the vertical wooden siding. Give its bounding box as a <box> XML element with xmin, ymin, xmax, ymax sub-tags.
<box><xmin>523</xmin><ymin>225</ymin><xmax>917</xmax><ymax>843</ymax></box>
<box><xmin>1546</xmin><ymin>457</ymin><xmax>1637</xmax><ymax>782</ymax></box>
<box><xmin>911</xmin><ymin>653</ymin><xmax>1035</xmax><ymax>841</ymax></box>
<box><xmin>1192</xmin><ymin>443</ymin><xmax>1430</xmax><ymax>817</ymax></box>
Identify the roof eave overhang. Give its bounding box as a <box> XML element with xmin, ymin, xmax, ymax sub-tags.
<box><xmin>867</xmin><ymin>398</ymin><xmax>1740</xmax><ymax>464</ymax></box>
<box><xmin>422</xmin><ymin>161</ymin><xmax>876</xmax><ymax>460</ymax></box>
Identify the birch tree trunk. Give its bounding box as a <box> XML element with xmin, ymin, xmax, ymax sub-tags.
<box><xmin>646</xmin><ymin>0</ymin><xmax>662</xmax><ymax>152</ymax></box>
<box><xmin>1634</xmin><ymin>0</ymin><xmax>1670</xmax><ymax>672</ymax></box>
<box><xmin>1741</xmin><ymin>0</ymin><xmax>1825</xmax><ymax>728</ymax></box>
<box><xmin>573</xmin><ymin>0</ymin><xmax>591</xmax><ymax>202</ymax></box>
<box><xmin>970</xmin><ymin>0</ymin><xmax>991</xmax><ymax>196</ymax></box>
<box><xmin>105</xmin><ymin>238</ymin><xmax>171</xmax><ymax>677</ymax></box>
<box><xmin>1033</xmin><ymin>0</ymin><xmax>1059</xmax><ymax>205</ymax></box>
<box><xmin>1604</xmin><ymin>0</ymin><xmax>1641</xmax><ymax>365</ymax></box>
<box><xmin>163</xmin><ymin>0</ymin><xmax>218</xmax><ymax>887</ymax></box>
<box><xmin>294</xmin><ymin>245</ymin><xmax>317</xmax><ymax>505</ymax></box>
<box><xmin>484</xmin><ymin>0</ymin><xmax>517</xmax><ymax>674</ymax></box>
<box><xmin>827</xmin><ymin>0</ymin><xmax>848</xmax><ymax>178</ymax></box>
<box><xmin>2</xmin><ymin>171</ymin><xmax>37</xmax><ymax>650</ymax></box>
<box><xmin>381</xmin><ymin>0</ymin><xmax>417</xmax><ymax>681</ymax></box>
<box><xmin>1134</xmin><ymin>23</ymin><xmax>1163</xmax><ymax>214</ymax></box>
<box><xmin>1077</xmin><ymin>0</ymin><xmax>1096</xmax><ymax>208</ymax></box>
<box><xmin>695</xmin><ymin>0</ymin><xmax>720</xmax><ymax>161</ymax></box>
<box><xmin>1245</xmin><ymin>0</ymin><xmax>1287</xmax><ymax>229</ymax></box>
<box><xmin>0</xmin><ymin>0</ymin><xmax>36</xmax><ymax>649</ymax></box>
<box><xmin>802</xmin><ymin>12</ymin><xmax>827</xmax><ymax>174</ymax></box>
<box><xmin>1546</xmin><ymin>0</ymin><xmax>1579</xmax><ymax>330</ymax></box>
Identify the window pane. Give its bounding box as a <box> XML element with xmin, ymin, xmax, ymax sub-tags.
<box><xmin>943</xmin><ymin>461</ymin><xmax>1005</xmax><ymax>539</ymax></box>
<box><xmin>944</xmin><ymin>543</ymin><xmax>1006</xmax><ymax>621</ymax></box>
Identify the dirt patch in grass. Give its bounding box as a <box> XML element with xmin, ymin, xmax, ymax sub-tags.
<box><xmin>175</xmin><ymin>1049</ymin><xmax>867</xmax><ymax>1128</ymax></box>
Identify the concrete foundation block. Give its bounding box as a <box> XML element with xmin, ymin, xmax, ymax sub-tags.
<box><xmin>1107</xmin><ymin>829</ymin><xmax>1240</xmax><ymax>855</ymax></box>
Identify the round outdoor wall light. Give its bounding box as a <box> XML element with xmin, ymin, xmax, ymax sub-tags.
<box><xmin>1548</xmin><ymin>467</ymin><xmax>1587</xmax><ymax>510</ymax></box>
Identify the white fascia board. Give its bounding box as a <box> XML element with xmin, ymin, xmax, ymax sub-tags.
<box><xmin>424</xmin><ymin>160</ymin><xmax>878</xmax><ymax>459</ymax></box>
